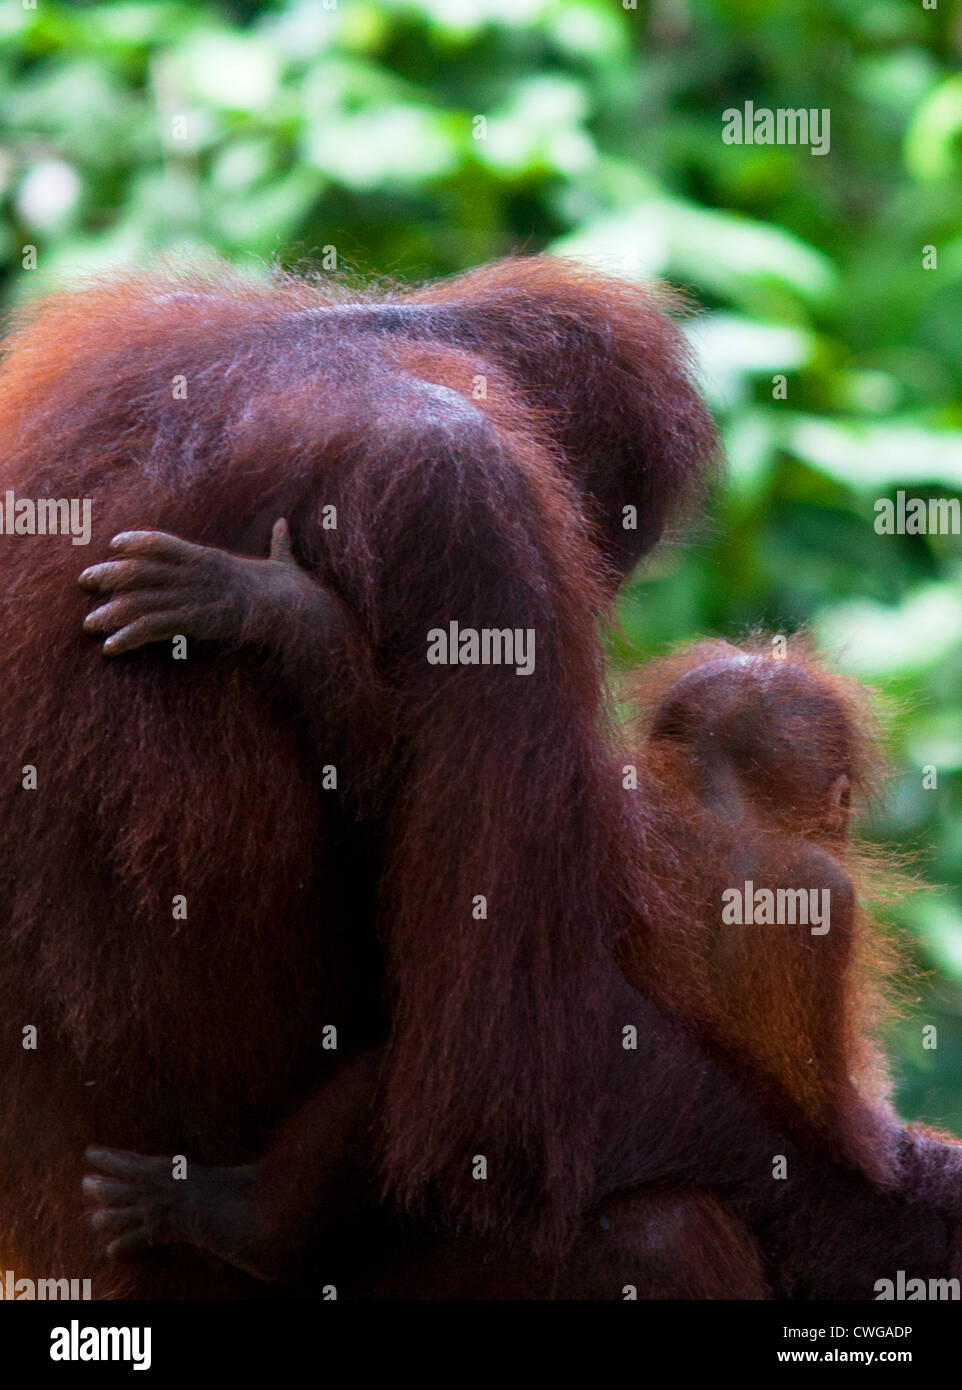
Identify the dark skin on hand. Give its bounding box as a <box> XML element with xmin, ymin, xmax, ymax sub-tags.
<box><xmin>78</xmin><ymin>518</ymin><xmax>341</xmax><ymax>657</ymax></box>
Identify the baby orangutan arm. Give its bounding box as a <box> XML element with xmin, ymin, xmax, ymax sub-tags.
<box><xmin>79</xmin><ymin>518</ymin><xmax>345</xmax><ymax>657</ymax></box>
<box><xmin>82</xmin><ymin>1051</ymin><xmax>382</xmax><ymax>1285</ymax></box>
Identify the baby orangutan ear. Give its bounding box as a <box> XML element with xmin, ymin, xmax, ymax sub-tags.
<box><xmin>826</xmin><ymin>773</ymin><xmax>852</xmax><ymax>838</ymax></box>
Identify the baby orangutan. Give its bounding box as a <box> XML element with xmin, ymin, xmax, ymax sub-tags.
<box><xmin>622</xmin><ymin>637</ymin><xmax>889</xmax><ymax>1166</ymax></box>
<box><xmin>618</xmin><ymin>638</ymin><xmax>962</xmax><ymax>1295</ymax></box>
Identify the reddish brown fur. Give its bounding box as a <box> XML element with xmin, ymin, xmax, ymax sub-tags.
<box><xmin>0</xmin><ymin>258</ymin><xmax>960</xmax><ymax>1300</ymax></box>
<box><xmin>615</xmin><ymin>638</ymin><xmax>962</xmax><ymax>1294</ymax></box>
<box><xmin>0</xmin><ymin>257</ymin><xmax>713</xmax><ymax>1294</ymax></box>
<box><xmin>622</xmin><ymin>636</ymin><xmax>897</xmax><ymax>1153</ymax></box>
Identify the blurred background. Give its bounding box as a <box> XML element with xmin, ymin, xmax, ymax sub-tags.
<box><xmin>1</xmin><ymin>0</ymin><xmax>960</xmax><ymax>1129</ymax></box>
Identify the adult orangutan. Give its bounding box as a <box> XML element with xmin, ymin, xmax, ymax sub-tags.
<box><xmin>0</xmin><ymin>257</ymin><xmax>958</xmax><ymax>1299</ymax></box>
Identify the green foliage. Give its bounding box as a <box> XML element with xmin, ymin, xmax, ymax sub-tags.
<box><xmin>1</xmin><ymin>0</ymin><xmax>960</xmax><ymax>1128</ymax></box>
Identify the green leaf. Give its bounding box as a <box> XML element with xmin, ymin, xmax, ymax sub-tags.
<box><xmin>816</xmin><ymin>585</ymin><xmax>962</xmax><ymax>677</ymax></box>
<box><xmin>786</xmin><ymin>417</ymin><xmax>962</xmax><ymax>489</ymax></box>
